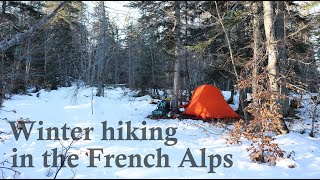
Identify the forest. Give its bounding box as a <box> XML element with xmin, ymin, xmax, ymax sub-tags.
<box><xmin>1</xmin><ymin>1</ymin><xmax>319</xmax><ymax>109</ymax></box>
<box><xmin>0</xmin><ymin>1</ymin><xmax>319</xmax><ymax>112</ymax></box>
<box><xmin>0</xmin><ymin>1</ymin><xmax>320</xmax><ymax>179</ymax></box>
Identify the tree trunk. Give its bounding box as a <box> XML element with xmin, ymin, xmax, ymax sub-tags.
<box><xmin>263</xmin><ymin>1</ymin><xmax>289</xmax><ymax>134</ymax></box>
<box><xmin>252</xmin><ymin>2</ymin><xmax>261</xmax><ymax>99</ymax></box>
<box><xmin>96</xmin><ymin>1</ymin><xmax>108</xmax><ymax>97</ymax></box>
<box><xmin>114</xmin><ymin>29</ymin><xmax>119</xmax><ymax>84</ymax></box>
<box><xmin>2</xmin><ymin>1</ymin><xmax>6</xmax><ymax>14</ymax></box>
<box><xmin>237</xmin><ymin>88</ymin><xmax>249</xmax><ymax>115</ymax></box>
<box><xmin>0</xmin><ymin>53</ymin><xmax>4</xmax><ymax>106</ymax></box>
<box><xmin>44</xmin><ymin>33</ymin><xmax>48</xmax><ymax>87</ymax></box>
<box><xmin>275</xmin><ymin>1</ymin><xmax>290</xmax><ymax>116</ymax></box>
<box><xmin>149</xmin><ymin>38</ymin><xmax>156</xmax><ymax>89</ymax></box>
<box><xmin>128</xmin><ymin>25</ymin><xmax>133</xmax><ymax>89</ymax></box>
<box><xmin>172</xmin><ymin>1</ymin><xmax>182</xmax><ymax>113</ymax></box>
<box><xmin>25</xmin><ymin>37</ymin><xmax>31</xmax><ymax>90</ymax></box>
<box><xmin>310</xmin><ymin>90</ymin><xmax>319</xmax><ymax>137</ymax></box>
<box><xmin>227</xmin><ymin>80</ymin><xmax>234</xmax><ymax>104</ymax></box>
<box><xmin>184</xmin><ymin>1</ymin><xmax>192</xmax><ymax>99</ymax></box>
<box><xmin>263</xmin><ymin>1</ymin><xmax>278</xmax><ymax>97</ymax></box>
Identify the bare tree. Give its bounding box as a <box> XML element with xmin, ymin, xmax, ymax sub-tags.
<box><xmin>214</xmin><ymin>1</ymin><xmax>249</xmax><ymax>122</ymax></box>
<box><xmin>48</xmin><ymin>133</ymin><xmax>82</xmax><ymax>179</ymax></box>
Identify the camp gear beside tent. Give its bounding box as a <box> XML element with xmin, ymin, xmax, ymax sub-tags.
<box><xmin>184</xmin><ymin>84</ymin><xmax>240</xmax><ymax>119</ymax></box>
<box><xmin>152</xmin><ymin>99</ymin><xmax>171</xmax><ymax>117</ymax></box>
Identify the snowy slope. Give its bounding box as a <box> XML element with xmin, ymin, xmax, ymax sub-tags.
<box><xmin>0</xmin><ymin>86</ymin><xmax>319</xmax><ymax>179</ymax></box>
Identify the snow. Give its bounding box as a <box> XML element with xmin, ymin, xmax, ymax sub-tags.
<box><xmin>0</xmin><ymin>86</ymin><xmax>319</xmax><ymax>178</ymax></box>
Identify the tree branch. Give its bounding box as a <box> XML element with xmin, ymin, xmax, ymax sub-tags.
<box><xmin>285</xmin><ymin>24</ymin><xmax>309</xmax><ymax>39</ymax></box>
<box><xmin>0</xmin><ymin>1</ymin><xmax>68</xmax><ymax>53</ymax></box>
<box><xmin>0</xmin><ymin>167</ymin><xmax>21</xmax><ymax>175</ymax></box>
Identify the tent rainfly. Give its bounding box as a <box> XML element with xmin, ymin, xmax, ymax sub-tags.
<box><xmin>184</xmin><ymin>84</ymin><xmax>240</xmax><ymax>119</ymax></box>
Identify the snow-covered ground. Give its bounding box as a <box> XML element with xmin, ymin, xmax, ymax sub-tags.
<box><xmin>0</xmin><ymin>86</ymin><xmax>319</xmax><ymax>178</ymax></box>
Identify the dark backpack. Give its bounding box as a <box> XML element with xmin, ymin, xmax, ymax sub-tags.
<box><xmin>152</xmin><ymin>100</ymin><xmax>171</xmax><ymax>116</ymax></box>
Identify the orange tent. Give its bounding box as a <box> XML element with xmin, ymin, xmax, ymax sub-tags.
<box><xmin>184</xmin><ymin>84</ymin><xmax>240</xmax><ymax>119</ymax></box>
